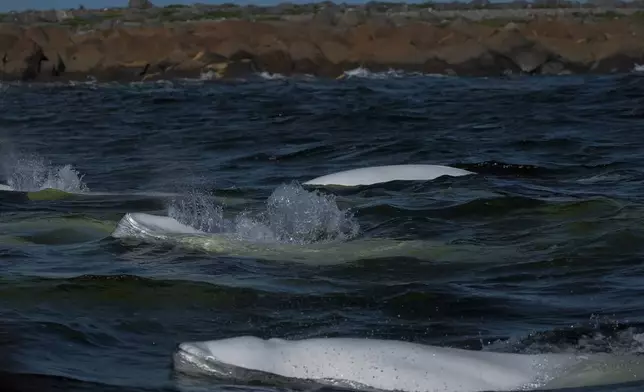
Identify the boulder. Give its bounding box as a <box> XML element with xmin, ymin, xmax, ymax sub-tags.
<box><xmin>0</xmin><ymin>15</ymin><xmax>644</xmax><ymax>81</ymax></box>
<box><xmin>483</xmin><ymin>29</ymin><xmax>550</xmax><ymax>73</ymax></box>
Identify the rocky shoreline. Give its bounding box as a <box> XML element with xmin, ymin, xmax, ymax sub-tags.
<box><xmin>2</xmin><ymin>2</ymin><xmax>644</xmax><ymax>82</ymax></box>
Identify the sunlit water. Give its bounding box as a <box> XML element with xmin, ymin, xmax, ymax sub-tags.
<box><xmin>2</xmin><ymin>71</ymin><xmax>644</xmax><ymax>391</ymax></box>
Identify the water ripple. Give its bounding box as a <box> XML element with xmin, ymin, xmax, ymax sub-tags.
<box><xmin>2</xmin><ymin>74</ymin><xmax>644</xmax><ymax>392</ymax></box>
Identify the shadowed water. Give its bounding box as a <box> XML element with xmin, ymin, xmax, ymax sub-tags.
<box><xmin>2</xmin><ymin>71</ymin><xmax>644</xmax><ymax>392</ymax></box>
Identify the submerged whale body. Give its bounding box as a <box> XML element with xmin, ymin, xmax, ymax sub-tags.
<box><xmin>111</xmin><ymin>212</ymin><xmax>425</xmax><ymax>264</ymax></box>
<box><xmin>111</xmin><ymin>212</ymin><xmax>508</xmax><ymax>265</ymax></box>
<box><xmin>0</xmin><ymin>184</ymin><xmax>81</xmax><ymax>201</ymax></box>
<box><xmin>174</xmin><ymin>336</ymin><xmax>644</xmax><ymax>392</ymax></box>
<box><xmin>303</xmin><ymin>164</ymin><xmax>474</xmax><ymax>187</ymax></box>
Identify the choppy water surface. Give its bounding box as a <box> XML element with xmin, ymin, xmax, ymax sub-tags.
<box><xmin>2</xmin><ymin>72</ymin><xmax>644</xmax><ymax>392</ymax></box>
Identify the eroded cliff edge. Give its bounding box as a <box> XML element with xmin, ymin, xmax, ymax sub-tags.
<box><xmin>2</xmin><ymin>12</ymin><xmax>644</xmax><ymax>82</ymax></box>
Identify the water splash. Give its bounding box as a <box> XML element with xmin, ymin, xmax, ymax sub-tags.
<box><xmin>168</xmin><ymin>182</ymin><xmax>360</xmax><ymax>245</ymax></box>
<box><xmin>167</xmin><ymin>189</ymin><xmax>226</xmax><ymax>233</ymax></box>
<box><xmin>1</xmin><ymin>153</ymin><xmax>89</xmax><ymax>193</ymax></box>
<box><xmin>484</xmin><ymin>318</ymin><xmax>644</xmax><ymax>356</ymax></box>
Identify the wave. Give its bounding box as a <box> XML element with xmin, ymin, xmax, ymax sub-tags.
<box><xmin>339</xmin><ymin>67</ymin><xmax>446</xmax><ymax>80</ymax></box>
<box><xmin>200</xmin><ymin>67</ymin><xmax>445</xmax><ymax>81</ymax></box>
<box><xmin>0</xmin><ymin>372</ymin><xmax>159</xmax><ymax>392</ymax></box>
<box><xmin>198</xmin><ymin>67</ymin><xmax>448</xmax><ymax>81</ymax></box>
<box><xmin>0</xmin><ymin>214</ymin><xmax>117</xmax><ymax>246</ymax></box>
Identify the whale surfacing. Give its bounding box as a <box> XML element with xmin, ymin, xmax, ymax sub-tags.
<box><xmin>173</xmin><ymin>336</ymin><xmax>644</xmax><ymax>392</ymax></box>
<box><xmin>303</xmin><ymin>164</ymin><xmax>474</xmax><ymax>187</ymax></box>
<box><xmin>111</xmin><ymin>212</ymin><xmax>470</xmax><ymax>265</ymax></box>
<box><xmin>111</xmin><ymin>212</ymin><xmax>203</xmax><ymax>241</ymax></box>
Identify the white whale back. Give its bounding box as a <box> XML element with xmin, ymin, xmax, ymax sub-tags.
<box><xmin>303</xmin><ymin>164</ymin><xmax>474</xmax><ymax>187</ymax></box>
<box><xmin>175</xmin><ymin>336</ymin><xmax>594</xmax><ymax>392</ymax></box>
<box><xmin>111</xmin><ymin>212</ymin><xmax>203</xmax><ymax>241</ymax></box>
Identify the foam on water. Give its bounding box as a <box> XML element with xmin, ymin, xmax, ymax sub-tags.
<box><xmin>168</xmin><ymin>182</ymin><xmax>360</xmax><ymax>245</ymax></box>
<box><xmin>1</xmin><ymin>152</ymin><xmax>89</xmax><ymax>193</ymax></box>
<box><xmin>257</xmin><ymin>72</ymin><xmax>287</xmax><ymax>80</ymax></box>
<box><xmin>341</xmin><ymin>67</ymin><xmax>446</xmax><ymax>80</ymax></box>
<box><xmin>199</xmin><ymin>71</ymin><xmax>219</xmax><ymax>81</ymax></box>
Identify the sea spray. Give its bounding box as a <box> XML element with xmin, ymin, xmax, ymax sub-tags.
<box><xmin>483</xmin><ymin>317</ymin><xmax>644</xmax><ymax>356</ymax></box>
<box><xmin>168</xmin><ymin>182</ymin><xmax>360</xmax><ymax>245</ymax></box>
<box><xmin>167</xmin><ymin>189</ymin><xmax>227</xmax><ymax>233</ymax></box>
<box><xmin>1</xmin><ymin>152</ymin><xmax>89</xmax><ymax>193</ymax></box>
<box><xmin>259</xmin><ymin>182</ymin><xmax>359</xmax><ymax>244</ymax></box>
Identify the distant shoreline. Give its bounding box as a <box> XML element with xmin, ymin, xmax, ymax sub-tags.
<box><xmin>2</xmin><ymin>2</ymin><xmax>644</xmax><ymax>82</ymax></box>
<box><xmin>3</xmin><ymin>1</ymin><xmax>644</xmax><ymax>27</ymax></box>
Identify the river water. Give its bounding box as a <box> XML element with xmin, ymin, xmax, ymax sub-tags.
<box><xmin>2</xmin><ymin>70</ymin><xmax>644</xmax><ymax>392</ymax></box>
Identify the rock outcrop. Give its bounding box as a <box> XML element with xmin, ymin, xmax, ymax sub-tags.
<box><xmin>2</xmin><ymin>12</ymin><xmax>644</xmax><ymax>82</ymax></box>
<box><xmin>128</xmin><ymin>0</ymin><xmax>154</xmax><ymax>9</ymax></box>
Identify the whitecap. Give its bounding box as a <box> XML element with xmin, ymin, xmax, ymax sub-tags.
<box><xmin>340</xmin><ymin>67</ymin><xmax>446</xmax><ymax>80</ymax></box>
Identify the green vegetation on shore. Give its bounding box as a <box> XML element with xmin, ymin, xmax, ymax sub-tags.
<box><xmin>61</xmin><ymin>17</ymin><xmax>93</xmax><ymax>27</ymax></box>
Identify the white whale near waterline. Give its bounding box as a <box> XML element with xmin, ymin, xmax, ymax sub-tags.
<box><xmin>112</xmin><ymin>212</ymin><xmax>508</xmax><ymax>265</ymax></box>
<box><xmin>174</xmin><ymin>336</ymin><xmax>644</xmax><ymax>392</ymax></box>
<box><xmin>303</xmin><ymin>164</ymin><xmax>474</xmax><ymax>187</ymax></box>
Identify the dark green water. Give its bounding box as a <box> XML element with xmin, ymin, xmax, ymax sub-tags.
<box><xmin>2</xmin><ymin>72</ymin><xmax>644</xmax><ymax>392</ymax></box>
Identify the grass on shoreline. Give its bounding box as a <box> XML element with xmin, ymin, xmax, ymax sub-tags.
<box><xmin>61</xmin><ymin>16</ymin><xmax>94</xmax><ymax>27</ymax></box>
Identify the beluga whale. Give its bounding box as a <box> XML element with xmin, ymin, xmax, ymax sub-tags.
<box><xmin>303</xmin><ymin>164</ymin><xmax>474</xmax><ymax>187</ymax></box>
<box><xmin>111</xmin><ymin>212</ymin><xmax>489</xmax><ymax>265</ymax></box>
<box><xmin>174</xmin><ymin>335</ymin><xmax>644</xmax><ymax>392</ymax></box>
